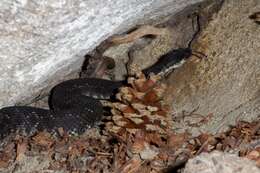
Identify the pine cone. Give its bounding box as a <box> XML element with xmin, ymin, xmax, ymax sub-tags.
<box><xmin>106</xmin><ymin>72</ymin><xmax>173</xmax><ymax>135</ymax></box>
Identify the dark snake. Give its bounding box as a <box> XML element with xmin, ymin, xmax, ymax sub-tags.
<box><xmin>0</xmin><ymin>16</ymin><xmax>202</xmax><ymax>139</ymax></box>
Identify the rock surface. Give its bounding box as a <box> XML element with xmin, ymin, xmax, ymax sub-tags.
<box><xmin>184</xmin><ymin>151</ymin><xmax>260</xmax><ymax>173</ymax></box>
<box><xmin>0</xmin><ymin>0</ymin><xmax>206</xmax><ymax>107</ymax></box>
<box><xmin>103</xmin><ymin>0</ymin><xmax>259</xmax><ymax>136</ymax></box>
<box><xmin>167</xmin><ymin>0</ymin><xmax>260</xmax><ymax>135</ymax></box>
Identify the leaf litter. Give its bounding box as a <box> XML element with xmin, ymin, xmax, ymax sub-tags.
<box><xmin>0</xmin><ymin>70</ymin><xmax>259</xmax><ymax>173</ymax></box>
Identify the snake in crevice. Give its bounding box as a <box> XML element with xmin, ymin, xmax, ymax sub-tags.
<box><xmin>0</xmin><ymin>17</ymin><xmax>203</xmax><ymax>139</ymax></box>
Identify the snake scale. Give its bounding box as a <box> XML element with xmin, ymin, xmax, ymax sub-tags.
<box><xmin>0</xmin><ymin>17</ymin><xmax>202</xmax><ymax>139</ymax></box>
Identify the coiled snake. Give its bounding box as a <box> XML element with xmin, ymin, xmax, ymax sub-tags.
<box><xmin>0</xmin><ymin>19</ymin><xmax>203</xmax><ymax>139</ymax></box>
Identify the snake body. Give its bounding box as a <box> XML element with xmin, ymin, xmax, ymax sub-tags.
<box><xmin>0</xmin><ymin>48</ymin><xmax>193</xmax><ymax>139</ymax></box>
<box><xmin>0</xmin><ymin>14</ymin><xmax>205</xmax><ymax>139</ymax></box>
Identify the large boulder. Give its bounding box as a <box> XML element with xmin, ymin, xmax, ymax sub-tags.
<box><xmin>0</xmin><ymin>0</ymin><xmax>205</xmax><ymax>107</ymax></box>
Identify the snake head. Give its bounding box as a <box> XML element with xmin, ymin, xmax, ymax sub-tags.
<box><xmin>142</xmin><ymin>48</ymin><xmax>192</xmax><ymax>77</ymax></box>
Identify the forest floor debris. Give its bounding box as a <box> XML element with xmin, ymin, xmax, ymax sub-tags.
<box><xmin>0</xmin><ymin>72</ymin><xmax>259</xmax><ymax>173</ymax></box>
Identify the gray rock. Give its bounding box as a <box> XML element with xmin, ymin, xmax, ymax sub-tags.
<box><xmin>0</xmin><ymin>0</ymin><xmax>205</xmax><ymax>107</ymax></box>
<box><xmin>184</xmin><ymin>151</ymin><xmax>260</xmax><ymax>173</ymax></box>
